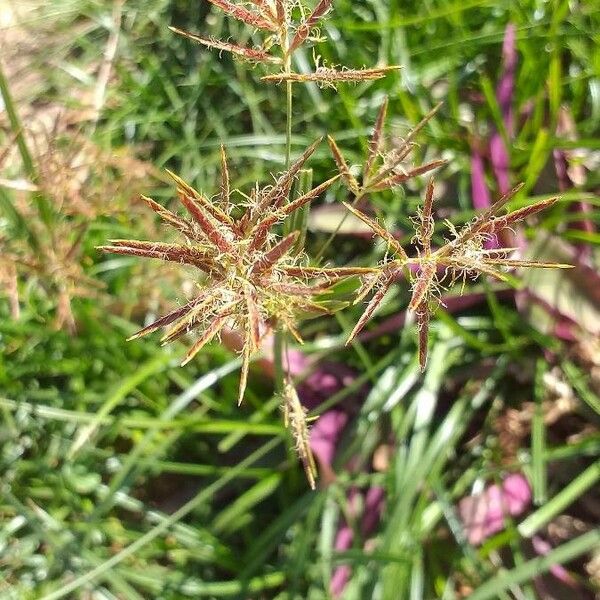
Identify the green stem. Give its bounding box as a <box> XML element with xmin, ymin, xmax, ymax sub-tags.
<box><xmin>273</xmin><ymin>39</ymin><xmax>294</xmax><ymax>394</ymax></box>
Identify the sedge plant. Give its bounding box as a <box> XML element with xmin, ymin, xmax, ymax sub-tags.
<box><xmin>100</xmin><ymin>0</ymin><xmax>570</xmax><ymax>488</ymax></box>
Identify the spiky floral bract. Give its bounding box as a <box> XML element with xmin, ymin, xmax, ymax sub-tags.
<box><xmin>99</xmin><ymin>142</ymin><xmax>363</xmax><ymax>404</ymax></box>
<box><xmin>346</xmin><ymin>180</ymin><xmax>572</xmax><ymax>370</ymax></box>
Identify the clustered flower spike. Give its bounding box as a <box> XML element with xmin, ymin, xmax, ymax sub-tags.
<box><xmin>99</xmin><ymin>141</ymin><xmax>371</xmax><ymax>404</ymax></box>
<box><xmin>170</xmin><ymin>0</ymin><xmax>401</xmax><ymax>84</ymax></box>
<box><xmin>345</xmin><ymin>180</ymin><xmax>572</xmax><ymax>370</ymax></box>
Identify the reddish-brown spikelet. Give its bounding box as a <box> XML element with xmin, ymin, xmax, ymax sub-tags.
<box><xmin>289</xmin><ymin>0</ymin><xmax>333</xmax><ymax>52</ymax></box>
<box><xmin>252</xmin><ymin>231</ymin><xmax>299</xmax><ymax>273</ymax></box>
<box><xmin>253</xmin><ymin>138</ymin><xmax>322</xmax><ymax>216</ymax></box>
<box><xmin>168</xmin><ymin>27</ymin><xmax>280</xmax><ymax>63</ymax></box>
<box><xmin>98</xmin><ymin>240</ymin><xmax>214</xmax><ymax>271</ymax></box>
<box><xmin>327</xmin><ymin>135</ymin><xmax>360</xmax><ymax>194</ymax></box>
<box><xmin>420</xmin><ymin>178</ymin><xmax>436</xmax><ymax>255</ymax></box>
<box><xmin>249</xmin><ymin>174</ymin><xmax>340</xmax><ymax>250</ymax></box>
<box><xmin>205</xmin><ymin>0</ymin><xmax>278</xmax><ymax>31</ymax></box>
<box><xmin>346</xmin><ymin>273</ymin><xmax>395</xmax><ymax>344</ymax></box>
<box><xmin>416</xmin><ymin>305</ymin><xmax>430</xmax><ymax>371</ymax></box>
<box><xmin>168</xmin><ymin>169</ymin><xmax>234</xmax><ymax>226</ymax></box>
<box><xmin>140</xmin><ymin>195</ymin><xmax>197</xmax><ymax>238</ymax></box>
<box><xmin>275</xmin><ymin>0</ymin><xmax>285</xmax><ymax>23</ymax></box>
<box><xmin>160</xmin><ymin>301</ymin><xmax>212</xmax><ymax>344</ymax></box>
<box><xmin>486</xmin><ymin>196</ymin><xmax>559</xmax><ymax>232</ymax></box>
<box><xmin>408</xmin><ymin>262</ymin><xmax>436</xmax><ymax>312</ymax></box>
<box><xmin>341</xmin><ymin>202</ymin><xmax>407</xmax><ymax>260</ymax></box>
<box><xmin>261</xmin><ymin>66</ymin><xmax>401</xmax><ymax>85</ymax></box>
<box><xmin>177</xmin><ymin>193</ymin><xmax>234</xmax><ymax>253</ymax></box>
<box><xmin>364</xmin><ymin>96</ymin><xmax>388</xmax><ymax>179</ymax></box>
<box><xmin>127</xmin><ymin>301</ymin><xmax>200</xmax><ymax>341</ymax></box>
<box><xmin>181</xmin><ymin>311</ymin><xmax>233</xmax><ymax>366</ymax></box>
<box><xmin>370</xmin><ymin>159</ymin><xmax>448</xmax><ymax>192</ymax></box>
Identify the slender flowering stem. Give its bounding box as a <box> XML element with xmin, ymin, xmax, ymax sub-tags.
<box><xmin>274</xmin><ymin>6</ymin><xmax>294</xmax><ymax>394</ymax></box>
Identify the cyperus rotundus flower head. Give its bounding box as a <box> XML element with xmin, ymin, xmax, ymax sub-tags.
<box><xmin>99</xmin><ymin>141</ymin><xmax>370</xmax><ymax>404</ymax></box>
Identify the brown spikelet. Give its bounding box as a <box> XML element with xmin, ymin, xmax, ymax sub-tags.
<box><xmin>204</xmin><ymin>0</ymin><xmax>278</xmax><ymax>31</ymax></box>
<box><xmin>327</xmin><ymin>135</ymin><xmax>360</xmax><ymax>194</ymax></box>
<box><xmin>219</xmin><ymin>145</ymin><xmax>230</xmax><ymax>209</ymax></box>
<box><xmin>346</xmin><ymin>273</ymin><xmax>395</xmax><ymax>344</ymax></box>
<box><xmin>408</xmin><ymin>262</ymin><xmax>436</xmax><ymax>312</ymax></box>
<box><xmin>289</xmin><ymin>0</ymin><xmax>333</xmax><ymax>52</ymax></box>
<box><xmin>97</xmin><ymin>241</ymin><xmax>214</xmax><ymax>271</ymax></box>
<box><xmin>252</xmin><ymin>231</ymin><xmax>299</xmax><ymax>273</ymax></box>
<box><xmin>161</xmin><ymin>310</ymin><xmax>203</xmax><ymax>344</ymax></box>
<box><xmin>169</xmin><ymin>27</ymin><xmax>281</xmax><ymax>63</ymax></box>
<box><xmin>281</xmin><ymin>174</ymin><xmax>341</xmax><ymax>217</ymax></box>
<box><xmin>364</xmin><ymin>96</ymin><xmax>388</xmax><ymax>180</ymax></box>
<box><xmin>168</xmin><ymin>169</ymin><xmax>234</xmax><ymax>227</ymax></box>
<box><xmin>420</xmin><ymin>178</ymin><xmax>435</xmax><ymax>255</ymax></box>
<box><xmin>261</xmin><ymin>66</ymin><xmax>401</xmax><ymax>85</ymax></box>
<box><xmin>341</xmin><ymin>202</ymin><xmax>407</xmax><ymax>260</ymax></box>
<box><xmin>127</xmin><ymin>300</ymin><xmax>200</xmax><ymax>341</ymax></box>
<box><xmin>250</xmin><ymin>174</ymin><xmax>340</xmax><ymax>249</ymax></box>
<box><xmin>416</xmin><ymin>304</ymin><xmax>430</xmax><ymax>372</ymax></box>
<box><xmin>487</xmin><ymin>196</ymin><xmax>559</xmax><ymax>232</ymax></box>
<box><xmin>180</xmin><ymin>311</ymin><xmax>231</xmax><ymax>366</ymax></box>
<box><xmin>177</xmin><ymin>194</ymin><xmax>234</xmax><ymax>253</ymax></box>
<box><xmin>255</xmin><ymin>138</ymin><xmax>322</xmax><ymax>215</ymax></box>
<box><xmin>275</xmin><ymin>0</ymin><xmax>285</xmax><ymax>23</ymax></box>
<box><xmin>369</xmin><ymin>159</ymin><xmax>448</xmax><ymax>192</ymax></box>
<box><xmin>141</xmin><ymin>195</ymin><xmax>197</xmax><ymax>238</ymax></box>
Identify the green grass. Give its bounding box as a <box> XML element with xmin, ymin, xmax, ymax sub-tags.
<box><xmin>1</xmin><ymin>0</ymin><xmax>599</xmax><ymax>598</ymax></box>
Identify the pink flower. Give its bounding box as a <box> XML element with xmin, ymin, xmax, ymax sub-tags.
<box><xmin>458</xmin><ymin>473</ymin><xmax>532</xmax><ymax>545</ymax></box>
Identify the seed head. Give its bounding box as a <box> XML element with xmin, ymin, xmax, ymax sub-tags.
<box><xmin>346</xmin><ymin>180</ymin><xmax>570</xmax><ymax>370</ymax></box>
<box><xmin>100</xmin><ymin>142</ymin><xmax>351</xmax><ymax>403</ymax></box>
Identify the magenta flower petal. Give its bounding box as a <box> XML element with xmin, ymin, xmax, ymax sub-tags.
<box><xmin>331</xmin><ymin>564</ymin><xmax>352</xmax><ymax>598</ymax></box>
<box><xmin>310</xmin><ymin>409</ymin><xmax>349</xmax><ymax>470</ymax></box>
<box><xmin>458</xmin><ymin>473</ymin><xmax>531</xmax><ymax>545</ymax></box>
